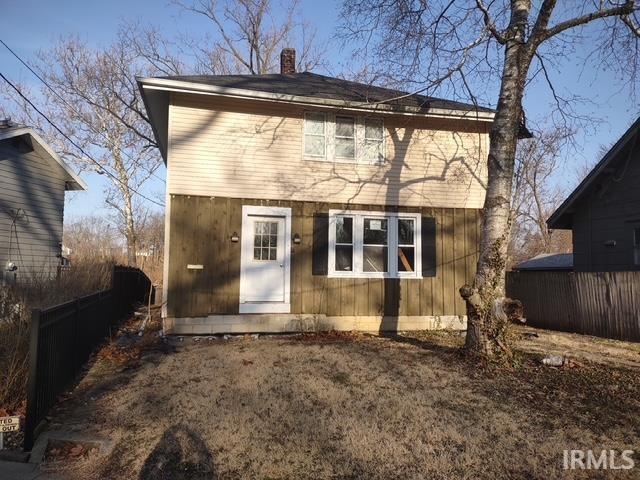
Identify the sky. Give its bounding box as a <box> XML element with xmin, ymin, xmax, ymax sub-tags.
<box><xmin>1</xmin><ymin>0</ymin><xmax>638</xmax><ymax>223</ymax></box>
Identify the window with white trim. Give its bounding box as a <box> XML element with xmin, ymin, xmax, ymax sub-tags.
<box><xmin>335</xmin><ymin>115</ymin><xmax>356</xmax><ymax>160</ymax></box>
<box><xmin>363</xmin><ymin>118</ymin><xmax>384</xmax><ymax>164</ymax></box>
<box><xmin>328</xmin><ymin>210</ymin><xmax>421</xmax><ymax>278</ymax></box>
<box><xmin>304</xmin><ymin>112</ymin><xmax>326</xmax><ymax>158</ymax></box>
<box><xmin>303</xmin><ymin>113</ymin><xmax>385</xmax><ymax>163</ymax></box>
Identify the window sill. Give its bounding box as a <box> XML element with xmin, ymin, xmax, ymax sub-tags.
<box><xmin>303</xmin><ymin>156</ymin><xmax>386</xmax><ymax>166</ymax></box>
<box><xmin>327</xmin><ymin>272</ymin><xmax>422</xmax><ymax>279</ymax></box>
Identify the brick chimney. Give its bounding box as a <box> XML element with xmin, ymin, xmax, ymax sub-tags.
<box><xmin>280</xmin><ymin>48</ymin><xmax>296</xmax><ymax>75</ymax></box>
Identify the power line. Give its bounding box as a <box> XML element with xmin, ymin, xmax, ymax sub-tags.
<box><xmin>0</xmin><ymin>71</ymin><xmax>165</xmax><ymax>208</ymax></box>
<box><xmin>0</xmin><ymin>38</ymin><xmax>166</xmax><ymax>184</ymax></box>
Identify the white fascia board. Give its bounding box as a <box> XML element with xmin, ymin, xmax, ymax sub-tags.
<box><xmin>139</xmin><ymin>77</ymin><xmax>495</xmax><ymax>123</ymax></box>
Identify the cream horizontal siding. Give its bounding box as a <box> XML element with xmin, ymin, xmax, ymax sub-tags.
<box><xmin>167</xmin><ymin>93</ymin><xmax>489</xmax><ymax>208</ymax></box>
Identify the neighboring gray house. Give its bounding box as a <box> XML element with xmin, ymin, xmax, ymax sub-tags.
<box><xmin>548</xmin><ymin>117</ymin><xmax>640</xmax><ymax>272</ymax></box>
<box><xmin>0</xmin><ymin>121</ymin><xmax>86</xmax><ymax>283</ymax></box>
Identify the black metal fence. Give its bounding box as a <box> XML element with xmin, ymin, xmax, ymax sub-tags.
<box><xmin>24</xmin><ymin>266</ymin><xmax>152</xmax><ymax>451</ymax></box>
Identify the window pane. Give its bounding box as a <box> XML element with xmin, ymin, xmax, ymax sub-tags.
<box><xmin>335</xmin><ymin>116</ymin><xmax>355</xmax><ymax>137</ymax></box>
<box><xmin>269</xmin><ymin>235</ymin><xmax>277</xmax><ymax>247</ymax></box>
<box><xmin>269</xmin><ymin>248</ymin><xmax>277</xmax><ymax>260</ymax></box>
<box><xmin>305</xmin><ymin>113</ymin><xmax>325</xmax><ymax>134</ymax></box>
<box><xmin>363</xmin><ymin>139</ymin><xmax>383</xmax><ymax>163</ymax></box>
<box><xmin>336</xmin><ymin>216</ymin><xmax>353</xmax><ymax>244</ymax></box>
<box><xmin>305</xmin><ymin>135</ymin><xmax>325</xmax><ymax>156</ymax></box>
<box><xmin>270</xmin><ymin>222</ymin><xmax>278</xmax><ymax>234</ymax></box>
<box><xmin>254</xmin><ymin>248</ymin><xmax>261</xmax><ymax>260</ymax></box>
<box><xmin>398</xmin><ymin>247</ymin><xmax>415</xmax><ymax>272</ymax></box>
<box><xmin>365</xmin><ymin>119</ymin><xmax>383</xmax><ymax>139</ymax></box>
<box><xmin>363</xmin><ymin>246</ymin><xmax>388</xmax><ymax>272</ymax></box>
<box><xmin>261</xmin><ymin>236</ymin><xmax>269</xmax><ymax>247</ymax></box>
<box><xmin>363</xmin><ymin>218</ymin><xmax>388</xmax><ymax>245</ymax></box>
<box><xmin>336</xmin><ymin>137</ymin><xmax>355</xmax><ymax>158</ymax></box>
<box><xmin>335</xmin><ymin>245</ymin><xmax>353</xmax><ymax>271</ymax></box>
<box><xmin>398</xmin><ymin>219</ymin><xmax>415</xmax><ymax>245</ymax></box>
<box><xmin>254</xmin><ymin>236</ymin><xmax>261</xmax><ymax>247</ymax></box>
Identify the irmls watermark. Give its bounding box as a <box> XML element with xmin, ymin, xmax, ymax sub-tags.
<box><xmin>563</xmin><ymin>450</ymin><xmax>635</xmax><ymax>470</ymax></box>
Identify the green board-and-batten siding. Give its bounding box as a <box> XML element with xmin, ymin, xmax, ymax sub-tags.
<box><xmin>166</xmin><ymin>194</ymin><xmax>481</xmax><ymax>319</ymax></box>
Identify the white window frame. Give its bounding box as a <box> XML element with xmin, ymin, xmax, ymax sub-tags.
<box><xmin>334</xmin><ymin>115</ymin><xmax>357</xmax><ymax>161</ymax></box>
<box><xmin>303</xmin><ymin>112</ymin><xmax>385</xmax><ymax>164</ymax></box>
<box><xmin>361</xmin><ymin>117</ymin><xmax>385</xmax><ymax>165</ymax></box>
<box><xmin>328</xmin><ymin>209</ymin><xmax>421</xmax><ymax>279</ymax></box>
<box><xmin>303</xmin><ymin>112</ymin><xmax>327</xmax><ymax>159</ymax></box>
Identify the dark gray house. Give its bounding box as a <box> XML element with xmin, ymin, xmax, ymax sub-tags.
<box><xmin>548</xmin><ymin>118</ymin><xmax>640</xmax><ymax>272</ymax></box>
<box><xmin>0</xmin><ymin>122</ymin><xmax>86</xmax><ymax>283</ymax></box>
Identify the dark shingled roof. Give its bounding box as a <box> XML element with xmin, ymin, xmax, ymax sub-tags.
<box><xmin>156</xmin><ymin>72</ymin><xmax>495</xmax><ymax>114</ymax></box>
<box><xmin>513</xmin><ymin>253</ymin><xmax>574</xmax><ymax>271</ymax></box>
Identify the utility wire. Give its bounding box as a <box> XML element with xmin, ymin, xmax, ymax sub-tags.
<box><xmin>0</xmin><ymin>71</ymin><xmax>165</xmax><ymax>208</ymax></box>
<box><xmin>0</xmin><ymin>38</ymin><xmax>165</xmax><ymax>184</ymax></box>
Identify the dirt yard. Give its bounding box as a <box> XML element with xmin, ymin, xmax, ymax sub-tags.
<box><xmin>37</xmin><ymin>322</ymin><xmax>640</xmax><ymax>480</ymax></box>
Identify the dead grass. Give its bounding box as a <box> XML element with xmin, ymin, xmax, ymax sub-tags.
<box><xmin>38</xmin><ymin>325</ymin><xmax>640</xmax><ymax>480</ymax></box>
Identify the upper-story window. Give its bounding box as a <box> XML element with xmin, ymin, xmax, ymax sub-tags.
<box><xmin>304</xmin><ymin>112</ymin><xmax>326</xmax><ymax>158</ymax></box>
<box><xmin>304</xmin><ymin>112</ymin><xmax>385</xmax><ymax>164</ymax></box>
<box><xmin>363</xmin><ymin>118</ymin><xmax>384</xmax><ymax>163</ymax></box>
<box><xmin>335</xmin><ymin>116</ymin><xmax>356</xmax><ymax>160</ymax></box>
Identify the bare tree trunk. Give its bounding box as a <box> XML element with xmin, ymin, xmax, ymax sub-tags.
<box><xmin>123</xmin><ymin>193</ymin><xmax>137</xmax><ymax>266</ymax></box>
<box><xmin>112</xmin><ymin>151</ymin><xmax>137</xmax><ymax>266</ymax></box>
<box><xmin>460</xmin><ymin>3</ymin><xmax>532</xmax><ymax>357</ymax></box>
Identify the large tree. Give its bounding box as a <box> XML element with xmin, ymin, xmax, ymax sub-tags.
<box><xmin>508</xmin><ymin>127</ymin><xmax>573</xmax><ymax>266</ymax></box>
<box><xmin>340</xmin><ymin>1</ymin><xmax>640</xmax><ymax>358</ymax></box>
<box><xmin>34</xmin><ymin>38</ymin><xmax>162</xmax><ymax>266</ymax></box>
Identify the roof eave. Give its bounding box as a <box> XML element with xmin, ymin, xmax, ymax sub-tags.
<box><xmin>137</xmin><ymin>77</ymin><xmax>496</xmax><ymax>122</ymax></box>
<box><xmin>137</xmin><ymin>78</ymin><xmax>169</xmax><ymax>163</ymax></box>
<box><xmin>547</xmin><ymin>116</ymin><xmax>640</xmax><ymax>230</ymax></box>
<box><xmin>0</xmin><ymin>127</ymin><xmax>87</xmax><ymax>190</ymax></box>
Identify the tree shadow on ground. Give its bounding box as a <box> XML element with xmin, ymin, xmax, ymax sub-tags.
<box><xmin>373</xmin><ymin>332</ymin><xmax>463</xmax><ymax>358</ymax></box>
<box><xmin>139</xmin><ymin>425</ymin><xmax>216</xmax><ymax>480</ymax></box>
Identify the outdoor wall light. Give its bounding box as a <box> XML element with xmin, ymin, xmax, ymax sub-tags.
<box><xmin>293</xmin><ymin>233</ymin><xmax>301</xmax><ymax>244</ymax></box>
<box><xmin>231</xmin><ymin>232</ymin><xmax>239</xmax><ymax>242</ymax></box>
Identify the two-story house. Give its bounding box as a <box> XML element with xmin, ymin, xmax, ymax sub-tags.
<box><xmin>139</xmin><ymin>49</ymin><xmax>494</xmax><ymax>334</ymax></box>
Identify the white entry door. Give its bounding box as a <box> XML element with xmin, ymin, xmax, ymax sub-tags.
<box><xmin>239</xmin><ymin>206</ymin><xmax>291</xmax><ymax>313</ymax></box>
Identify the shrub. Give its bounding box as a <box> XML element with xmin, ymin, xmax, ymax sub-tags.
<box><xmin>0</xmin><ymin>261</ymin><xmax>115</xmax><ymax>415</ymax></box>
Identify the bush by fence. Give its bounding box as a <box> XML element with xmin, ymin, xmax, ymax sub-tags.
<box><xmin>23</xmin><ymin>266</ymin><xmax>152</xmax><ymax>451</ymax></box>
<box><xmin>506</xmin><ymin>271</ymin><xmax>640</xmax><ymax>343</ymax></box>
<box><xmin>0</xmin><ymin>262</ymin><xmax>114</xmax><ymax>420</ymax></box>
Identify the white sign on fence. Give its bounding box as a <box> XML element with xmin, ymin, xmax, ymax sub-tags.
<box><xmin>0</xmin><ymin>416</ymin><xmax>19</xmax><ymax>450</ymax></box>
<box><xmin>0</xmin><ymin>416</ymin><xmax>19</xmax><ymax>433</ymax></box>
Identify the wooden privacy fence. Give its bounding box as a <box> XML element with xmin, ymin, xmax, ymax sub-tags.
<box><xmin>506</xmin><ymin>271</ymin><xmax>640</xmax><ymax>342</ymax></box>
<box><xmin>24</xmin><ymin>266</ymin><xmax>152</xmax><ymax>451</ymax></box>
